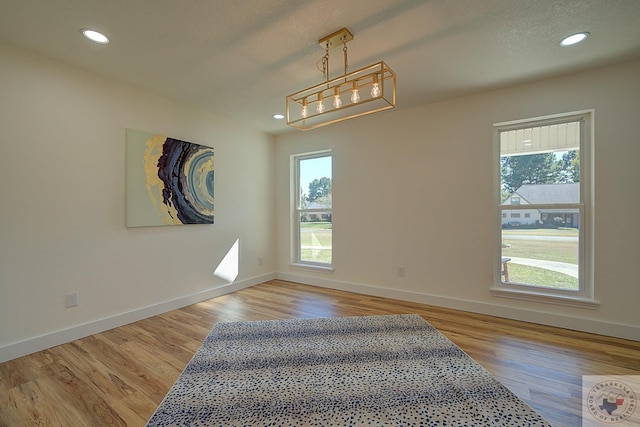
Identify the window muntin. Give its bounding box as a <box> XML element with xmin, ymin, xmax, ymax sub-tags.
<box><xmin>494</xmin><ymin>112</ymin><xmax>593</xmax><ymax>302</ymax></box>
<box><xmin>293</xmin><ymin>152</ymin><xmax>332</xmax><ymax>267</ymax></box>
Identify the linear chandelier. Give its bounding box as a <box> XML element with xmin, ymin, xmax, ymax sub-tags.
<box><xmin>286</xmin><ymin>28</ymin><xmax>396</xmax><ymax>131</ymax></box>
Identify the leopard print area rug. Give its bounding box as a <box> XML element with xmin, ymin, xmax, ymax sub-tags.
<box><xmin>147</xmin><ymin>314</ymin><xmax>551</xmax><ymax>426</ymax></box>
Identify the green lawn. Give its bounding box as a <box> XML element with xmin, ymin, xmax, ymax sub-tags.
<box><xmin>301</xmin><ymin>222</ymin><xmax>333</xmax><ymax>230</ymax></box>
<box><xmin>506</xmin><ymin>263</ymin><xmax>578</xmax><ymax>290</ymax></box>
<box><xmin>502</xmin><ymin>228</ymin><xmax>579</xmax><ymax>289</ymax></box>
<box><xmin>502</xmin><ymin>239</ymin><xmax>578</xmax><ymax>264</ymax></box>
<box><xmin>300</xmin><ymin>221</ymin><xmax>332</xmax><ymax>264</ymax></box>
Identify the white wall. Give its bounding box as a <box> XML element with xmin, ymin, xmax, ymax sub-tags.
<box><xmin>275</xmin><ymin>60</ymin><xmax>640</xmax><ymax>341</ymax></box>
<box><xmin>1</xmin><ymin>41</ymin><xmax>637</xmax><ymax>364</ymax></box>
<box><xmin>0</xmin><ymin>42</ymin><xmax>276</xmax><ymax>362</ymax></box>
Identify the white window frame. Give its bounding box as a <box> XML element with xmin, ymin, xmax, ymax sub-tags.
<box><xmin>492</xmin><ymin>111</ymin><xmax>598</xmax><ymax>307</ymax></box>
<box><xmin>290</xmin><ymin>150</ymin><xmax>333</xmax><ymax>271</ymax></box>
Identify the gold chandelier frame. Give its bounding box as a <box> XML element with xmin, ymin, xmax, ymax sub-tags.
<box><xmin>286</xmin><ymin>28</ymin><xmax>396</xmax><ymax>131</ymax></box>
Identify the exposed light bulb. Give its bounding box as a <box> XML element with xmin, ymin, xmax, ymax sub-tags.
<box><xmin>371</xmin><ymin>74</ymin><xmax>381</xmax><ymax>98</ymax></box>
<box><xmin>301</xmin><ymin>98</ymin><xmax>309</xmax><ymax>118</ymax></box>
<box><xmin>351</xmin><ymin>82</ymin><xmax>360</xmax><ymax>104</ymax></box>
<box><xmin>371</xmin><ymin>82</ymin><xmax>381</xmax><ymax>98</ymax></box>
<box><xmin>317</xmin><ymin>93</ymin><xmax>325</xmax><ymax>113</ymax></box>
<box><xmin>333</xmin><ymin>87</ymin><xmax>342</xmax><ymax>108</ymax></box>
<box><xmin>371</xmin><ymin>74</ymin><xmax>381</xmax><ymax>97</ymax></box>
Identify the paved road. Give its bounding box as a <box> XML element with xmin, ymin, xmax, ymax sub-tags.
<box><xmin>507</xmin><ymin>257</ymin><xmax>578</xmax><ymax>278</ymax></box>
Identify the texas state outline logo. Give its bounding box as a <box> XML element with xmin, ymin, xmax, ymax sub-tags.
<box><xmin>583</xmin><ymin>376</ymin><xmax>639</xmax><ymax>426</ymax></box>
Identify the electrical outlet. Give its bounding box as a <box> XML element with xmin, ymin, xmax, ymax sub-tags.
<box><xmin>397</xmin><ymin>266</ymin><xmax>405</xmax><ymax>277</ymax></box>
<box><xmin>65</xmin><ymin>291</ymin><xmax>79</xmax><ymax>308</ymax></box>
<box><xmin>258</xmin><ymin>256</ymin><xmax>263</xmax><ymax>266</ymax></box>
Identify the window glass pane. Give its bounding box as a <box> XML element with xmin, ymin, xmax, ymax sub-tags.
<box><xmin>499</xmin><ymin>120</ymin><xmax>581</xmax><ymax>292</ymax></box>
<box><xmin>299</xmin><ymin>156</ymin><xmax>332</xmax><ymax>209</ymax></box>
<box><xmin>501</xmin><ymin>213</ymin><xmax>579</xmax><ymax>290</ymax></box>
<box><xmin>501</xmin><ymin>150</ymin><xmax>580</xmax><ymax>192</ymax></box>
<box><xmin>295</xmin><ymin>153</ymin><xmax>332</xmax><ymax>266</ymax></box>
<box><xmin>299</xmin><ymin>212</ymin><xmax>332</xmax><ymax>264</ymax></box>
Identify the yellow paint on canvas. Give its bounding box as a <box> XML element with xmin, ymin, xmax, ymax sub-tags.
<box><xmin>144</xmin><ymin>135</ymin><xmax>180</xmax><ymax>224</ymax></box>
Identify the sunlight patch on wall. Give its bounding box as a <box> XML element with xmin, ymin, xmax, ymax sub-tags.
<box><xmin>214</xmin><ymin>239</ymin><xmax>239</xmax><ymax>283</ymax></box>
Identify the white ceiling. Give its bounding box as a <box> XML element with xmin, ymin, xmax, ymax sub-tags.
<box><xmin>1</xmin><ymin>0</ymin><xmax>639</xmax><ymax>136</ymax></box>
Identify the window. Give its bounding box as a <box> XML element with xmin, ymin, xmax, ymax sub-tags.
<box><xmin>292</xmin><ymin>151</ymin><xmax>332</xmax><ymax>269</ymax></box>
<box><xmin>494</xmin><ymin>111</ymin><xmax>595</xmax><ymax>305</ymax></box>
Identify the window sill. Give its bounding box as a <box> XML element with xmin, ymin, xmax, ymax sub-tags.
<box><xmin>289</xmin><ymin>263</ymin><xmax>334</xmax><ymax>274</ymax></box>
<box><xmin>491</xmin><ymin>286</ymin><xmax>600</xmax><ymax>309</ymax></box>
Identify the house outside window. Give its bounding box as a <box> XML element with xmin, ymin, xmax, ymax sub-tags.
<box><xmin>493</xmin><ymin>111</ymin><xmax>595</xmax><ymax>306</ymax></box>
<box><xmin>292</xmin><ymin>151</ymin><xmax>332</xmax><ymax>269</ymax></box>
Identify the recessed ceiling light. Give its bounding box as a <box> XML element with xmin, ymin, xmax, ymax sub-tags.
<box><xmin>81</xmin><ymin>29</ymin><xmax>109</xmax><ymax>44</ymax></box>
<box><xmin>273</xmin><ymin>114</ymin><xmax>285</xmax><ymax>120</ymax></box>
<box><xmin>560</xmin><ymin>32</ymin><xmax>589</xmax><ymax>47</ymax></box>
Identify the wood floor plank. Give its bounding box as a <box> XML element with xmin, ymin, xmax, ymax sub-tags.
<box><xmin>1</xmin><ymin>279</ymin><xmax>638</xmax><ymax>427</ymax></box>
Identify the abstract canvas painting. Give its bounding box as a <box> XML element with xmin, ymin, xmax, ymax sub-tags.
<box><xmin>126</xmin><ymin>128</ymin><xmax>214</xmax><ymax>227</ymax></box>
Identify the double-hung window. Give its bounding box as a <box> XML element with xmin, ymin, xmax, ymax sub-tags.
<box><xmin>493</xmin><ymin>111</ymin><xmax>596</xmax><ymax>306</ymax></box>
<box><xmin>292</xmin><ymin>151</ymin><xmax>332</xmax><ymax>269</ymax></box>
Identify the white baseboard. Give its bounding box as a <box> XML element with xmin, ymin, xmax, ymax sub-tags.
<box><xmin>276</xmin><ymin>272</ymin><xmax>640</xmax><ymax>342</ymax></box>
<box><xmin>4</xmin><ymin>271</ymin><xmax>636</xmax><ymax>364</ymax></box>
<box><xmin>0</xmin><ymin>273</ymin><xmax>275</xmax><ymax>363</ymax></box>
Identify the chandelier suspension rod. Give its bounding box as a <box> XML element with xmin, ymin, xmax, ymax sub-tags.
<box><xmin>343</xmin><ymin>38</ymin><xmax>348</xmax><ymax>82</ymax></box>
<box><xmin>322</xmin><ymin>42</ymin><xmax>330</xmax><ymax>84</ymax></box>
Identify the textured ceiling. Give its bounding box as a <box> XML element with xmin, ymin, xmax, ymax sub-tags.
<box><xmin>1</xmin><ymin>0</ymin><xmax>639</xmax><ymax>135</ymax></box>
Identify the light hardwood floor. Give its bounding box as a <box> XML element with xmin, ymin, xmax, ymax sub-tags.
<box><xmin>1</xmin><ymin>279</ymin><xmax>638</xmax><ymax>426</ymax></box>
